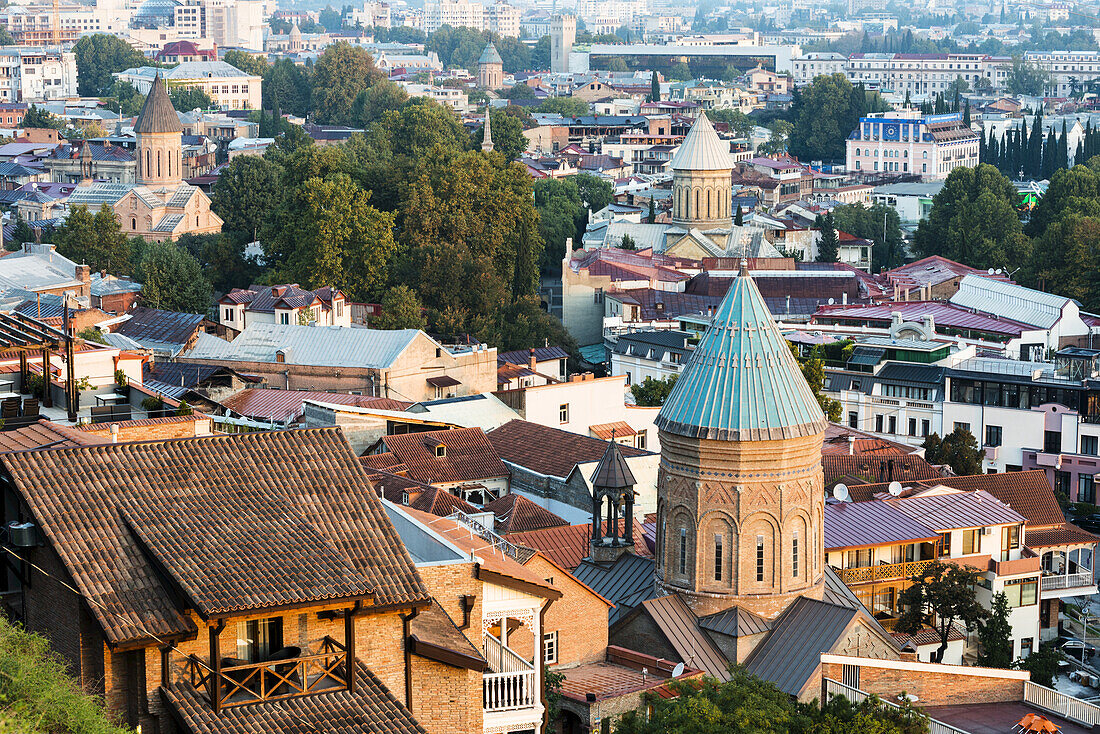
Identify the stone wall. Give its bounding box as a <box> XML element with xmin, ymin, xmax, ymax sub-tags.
<box><xmin>820</xmin><ymin>655</ymin><xmax>1028</xmax><ymax>707</ymax></box>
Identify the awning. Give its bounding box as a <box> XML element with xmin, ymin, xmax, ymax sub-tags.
<box><xmin>426</xmin><ymin>375</ymin><xmax>460</xmax><ymax>388</ymax></box>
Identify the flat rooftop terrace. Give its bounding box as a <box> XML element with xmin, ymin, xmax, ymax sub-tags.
<box><xmin>924</xmin><ymin>702</ymin><xmax>1091</xmax><ymax>734</ymax></box>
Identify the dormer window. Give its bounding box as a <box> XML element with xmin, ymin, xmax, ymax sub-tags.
<box><xmin>435</xmin><ymin>444</ymin><xmax>446</xmax><ymax>458</ymax></box>
<box><xmin>401</xmin><ymin>490</ymin><xmax>410</xmax><ymax>505</ymax></box>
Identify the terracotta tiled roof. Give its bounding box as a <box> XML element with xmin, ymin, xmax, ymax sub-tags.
<box><xmin>823</xmin><ymin>454</ymin><xmax>940</xmax><ymax>485</ymax></box>
<box><xmin>361</xmin><ymin>452</ymin><xmax>407</xmax><ymax>474</ymax></box>
<box><xmin>0</xmin><ymin>419</ymin><xmax>104</xmax><ymax>451</ymax></box>
<box><xmin>163</xmin><ymin>661</ymin><xmax>427</xmax><ymax>734</ymax></box>
<box><xmin>821</xmin><ymin>424</ymin><xmax>917</xmax><ymax>456</ymax></box>
<box><xmin>376</xmin><ymin>427</ymin><xmax>509</xmax><ymax>486</ymax></box>
<box><xmin>220</xmin><ymin>389</ymin><xmax>409</xmax><ymax>423</ymax></box>
<box><xmin>409</xmin><ymin>600</ymin><xmax>485</xmax><ymax>669</ymax></box>
<box><xmin>3</xmin><ymin>429</ymin><xmax>429</xmax><ymax>646</ymax></box>
<box><xmin>848</xmin><ymin>470</ymin><xmax>1064</xmax><ymax>527</ymax></box>
<box><xmin>507</xmin><ymin>520</ymin><xmax>650</xmax><ymax>570</ymax></box>
<box><xmin>891</xmin><ymin>623</ymin><xmax>967</xmax><ymax>648</ymax></box>
<box><xmin>590</xmin><ymin>421</ymin><xmax>636</xmax><ymax>440</ymax></box>
<box><xmin>1023</xmin><ymin>523</ymin><xmax>1099</xmax><ymax>548</ymax></box>
<box><xmin>409</xmin><ymin>485</ymin><xmax>479</xmax><ymax>517</ymax></box>
<box><xmin>487</xmin><ymin>419</ymin><xmax>650</xmax><ymax>478</ymax></box>
<box><xmin>483</xmin><ymin>493</ymin><xmax>568</xmax><ymax>534</ymax></box>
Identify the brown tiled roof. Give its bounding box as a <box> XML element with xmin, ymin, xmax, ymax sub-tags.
<box><xmin>163</xmin><ymin>661</ymin><xmax>427</xmax><ymax>734</ymax></box>
<box><xmin>377</xmin><ymin>427</ymin><xmax>509</xmax><ymax>486</ymax></box>
<box><xmin>507</xmin><ymin>520</ymin><xmax>650</xmax><ymax>570</ymax></box>
<box><xmin>821</xmin><ymin>423</ymin><xmax>916</xmax><ymax>456</ymax></box>
<box><xmin>361</xmin><ymin>452</ymin><xmax>407</xmax><ymax>474</ymax></box>
<box><xmin>891</xmin><ymin>623</ymin><xmax>967</xmax><ymax>648</ymax></box>
<box><xmin>823</xmin><ymin>454</ymin><xmax>940</xmax><ymax>485</ymax></box>
<box><xmin>487</xmin><ymin>419</ymin><xmax>650</xmax><ymax>478</ymax></box>
<box><xmin>220</xmin><ymin>389</ymin><xmax>409</xmax><ymax>423</ymax></box>
<box><xmin>590</xmin><ymin>421</ymin><xmax>636</xmax><ymax>440</ymax></box>
<box><xmin>848</xmin><ymin>470</ymin><xmax>1064</xmax><ymax>527</ymax></box>
<box><xmin>0</xmin><ymin>419</ymin><xmax>104</xmax><ymax>451</ymax></box>
<box><xmin>1024</xmin><ymin>523</ymin><xmax>1099</xmax><ymax>548</ymax></box>
<box><xmin>483</xmin><ymin>493</ymin><xmax>568</xmax><ymax>534</ymax></box>
<box><xmin>409</xmin><ymin>485</ymin><xmax>479</xmax><ymax>517</ymax></box>
<box><xmin>3</xmin><ymin>429</ymin><xmax>428</xmax><ymax>646</ymax></box>
<box><xmin>134</xmin><ymin>74</ymin><xmax>182</xmax><ymax>134</ymax></box>
<box><xmin>73</xmin><ymin>415</ymin><xmax>204</xmax><ymax>432</ymax></box>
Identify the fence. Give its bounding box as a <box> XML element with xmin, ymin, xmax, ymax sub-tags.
<box><xmin>1024</xmin><ymin>680</ymin><xmax>1100</xmax><ymax>726</ymax></box>
<box><xmin>822</xmin><ymin>678</ymin><xmax>970</xmax><ymax>734</ymax></box>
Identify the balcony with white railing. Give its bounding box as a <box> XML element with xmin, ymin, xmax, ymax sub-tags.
<box><xmin>1041</xmin><ymin>571</ymin><xmax>1096</xmax><ymax>599</ymax></box>
<box><xmin>482</xmin><ymin>626</ymin><xmax>542</xmax><ymax>731</ymax></box>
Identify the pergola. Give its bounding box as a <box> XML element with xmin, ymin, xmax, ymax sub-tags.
<box><xmin>0</xmin><ymin>310</ymin><xmax>78</xmax><ymax>422</ymax></box>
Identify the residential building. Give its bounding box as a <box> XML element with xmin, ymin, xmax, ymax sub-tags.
<box><xmin>423</xmin><ymin>0</ymin><xmax>520</xmax><ymax>36</ymax></box>
<box><xmin>116</xmin><ymin>61</ymin><xmax>262</xmax><ymax>111</ymax></box>
<box><xmin>184</xmin><ymin>322</ymin><xmax>498</xmax><ymax>400</ymax></box>
<box><xmin>610</xmin><ymin>329</ymin><xmax>692</xmax><ymax>384</ymax></box>
<box><xmin>0</xmin><ymin>49</ymin><xmax>77</xmax><ymax>102</ymax></box>
<box><xmin>791</xmin><ymin>52</ymin><xmax>847</xmax><ymax>85</ymax></box>
<box><xmin>1022</xmin><ymin>50</ymin><xmax>1100</xmax><ymax>98</ymax></box>
<box><xmin>219</xmin><ymin>284</ymin><xmax>351</xmax><ymax>330</ymax></box>
<box><xmin>843</xmin><ymin>52</ymin><xmax>1008</xmax><ymax>96</ymax></box>
<box><xmin>846</xmin><ymin>111</ymin><xmax>980</xmax><ymax>179</ymax></box>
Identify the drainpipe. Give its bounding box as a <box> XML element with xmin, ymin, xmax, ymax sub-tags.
<box><xmin>540</xmin><ymin>599</ymin><xmax>556</xmax><ymax>732</ymax></box>
<box><xmin>401</xmin><ymin>606</ymin><xmax>420</xmax><ymax>711</ymax></box>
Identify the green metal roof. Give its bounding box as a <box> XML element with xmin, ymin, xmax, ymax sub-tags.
<box><xmin>655</xmin><ymin>264</ymin><xmax>827</xmax><ymax>442</ymax></box>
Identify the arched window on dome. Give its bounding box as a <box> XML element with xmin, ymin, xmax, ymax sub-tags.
<box><xmin>694</xmin><ymin>189</ymin><xmax>699</xmax><ymax>219</ymax></box>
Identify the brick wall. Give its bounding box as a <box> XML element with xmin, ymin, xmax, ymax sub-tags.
<box><xmin>415</xmin><ymin>561</ymin><xmax>483</xmax><ymax>651</ymax></box>
<box><xmin>77</xmin><ymin>416</ymin><xmax>210</xmax><ymax>442</ymax></box>
<box><xmin>820</xmin><ymin>657</ymin><xmax>1028</xmax><ymax>707</ymax></box>
<box><xmin>410</xmin><ymin>656</ymin><xmax>483</xmax><ymax>734</ymax></box>
<box><xmin>527</xmin><ymin>555</ymin><xmax>609</xmax><ymax>668</ymax></box>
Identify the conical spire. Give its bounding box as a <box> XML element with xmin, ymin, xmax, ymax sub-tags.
<box><xmin>590</xmin><ymin>437</ymin><xmax>635</xmax><ymax>489</ymax></box>
<box><xmin>670</xmin><ymin>112</ymin><xmax>732</xmax><ymax>172</ymax></box>
<box><xmin>481</xmin><ymin>108</ymin><xmax>494</xmax><ymax>152</ymax></box>
<box><xmin>655</xmin><ymin>268</ymin><xmax>826</xmax><ymax>442</ymax></box>
<box><xmin>134</xmin><ymin>73</ymin><xmax>182</xmax><ymax>134</ymax></box>
<box><xmin>479</xmin><ymin>41</ymin><xmax>503</xmax><ymax>65</ymax></box>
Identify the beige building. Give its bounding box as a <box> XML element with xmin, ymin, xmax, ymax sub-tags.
<box><xmin>478</xmin><ymin>41</ymin><xmax>503</xmax><ymax>90</ymax></box>
<box><xmin>65</xmin><ymin>74</ymin><xmax>223</xmax><ymax>241</ymax></box>
<box><xmin>116</xmin><ymin>60</ymin><xmax>262</xmax><ymax>111</ymax></box>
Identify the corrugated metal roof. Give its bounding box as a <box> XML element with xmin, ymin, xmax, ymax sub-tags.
<box><xmin>573</xmin><ymin>553</ymin><xmax>656</xmax><ymax>625</ymax></box>
<box><xmin>950</xmin><ymin>274</ymin><xmax>1069</xmax><ymax>329</ymax></box>
<box><xmin>670</xmin><ymin>113</ymin><xmax>732</xmax><ymax>171</ymax></box>
<box><xmin>114</xmin><ymin>306</ymin><xmax>204</xmax><ymax>348</ymax></box>
<box><xmin>221</xmin><ymin>390</ymin><xmax>408</xmax><ymax>423</ymax></box>
<box><xmin>824</xmin><ymin>500</ymin><xmax>940</xmax><ymax>551</ymax></box>
<box><xmin>640</xmin><ymin>595</ymin><xmax>730</xmax><ymax>680</ymax></box>
<box><xmin>874</xmin><ymin>362</ymin><xmax>946</xmax><ymax>385</ymax></box>
<box><xmin>184</xmin><ymin>323</ymin><xmax>421</xmax><ymax>369</ymax></box>
<box><xmin>743</xmin><ymin>596</ymin><xmax>857</xmax><ymax>697</ymax></box>
<box><xmin>813</xmin><ymin>301</ymin><xmax>1030</xmax><ymax>336</ymax></box>
<box><xmin>885</xmin><ymin>489</ymin><xmax>1027</xmax><ymax>531</ymax></box>
<box><xmin>655</xmin><ymin>267</ymin><xmax>827</xmax><ymax>441</ymax></box>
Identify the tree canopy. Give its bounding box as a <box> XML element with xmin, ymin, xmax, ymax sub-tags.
<box><xmin>630</xmin><ymin>375</ymin><xmax>678</xmax><ymax>407</ymax></box>
<box><xmin>897</xmin><ymin>560</ymin><xmax>989</xmax><ymax>664</ymax></box>
<box><xmin>169</xmin><ymin>84</ymin><xmax>213</xmax><ymax>112</ymax></box>
<box><xmin>310</xmin><ymin>42</ymin><xmax>385</xmax><ymax>125</ymax></box>
<box><xmin>788</xmin><ymin>74</ymin><xmax>885</xmax><ymax>162</ymax></box>
<box><xmin>135</xmin><ymin>240</ymin><xmax>212</xmax><ymax>313</ymax></box>
<box><xmin>73</xmin><ymin>34</ymin><xmax>147</xmax><ymax>96</ymax></box>
<box><xmin>922</xmin><ymin>426</ymin><xmax>984</xmax><ymax>476</ymax></box>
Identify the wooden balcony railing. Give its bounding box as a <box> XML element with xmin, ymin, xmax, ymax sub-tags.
<box><xmin>484</xmin><ymin>670</ymin><xmax>537</xmax><ymax>712</ymax></box>
<box><xmin>186</xmin><ymin>636</ymin><xmax>349</xmax><ymax>709</ymax></box>
<box><xmin>834</xmin><ymin>559</ymin><xmax>934</xmax><ymax>585</ymax></box>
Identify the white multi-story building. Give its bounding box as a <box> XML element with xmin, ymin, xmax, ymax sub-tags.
<box><xmin>0</xmin><ymin>49</ymin><xmax>77</xmax><ymax>102</ymax></box>
<box><xmin>400</xmin><ymin>83</ymin><xmax>469</xmax><ymax>113</ymax></box>
<box><xmin>423</xmin><ymin>0</ymin><xmax>519</xmax><ymax>36</ymax></box>
<box><xmin>117</xmin><ymin>61</ymin><xmax>262</xmax><ymax>111</ymax></box>
<box><xmin>348</xmin><ymin>1</ymin><xmax>391</xmax><ymax>28</ymax></box>
<box><xmin>845</xmin><ymin>52</ymin><xmax>1008</xmax><ymax>96</ymax></box>
<box><xmin>171</xmin><ymin>0</ymin><xmax>264</xmax><ymax>51</ymax></box>
<box><xmin>576</xmin><ymin>0</ymin><xmax>647</xmax><ymax>24</ymax></box>
<box><xmin>1023</xmin><ymin>51</ymin><xmax>1100</xmax><ymax>98</ymax></box>
<box><xmin>791</xmin><ymin>52</ymin><xmax>847</xmax><ymax>86</ymax></box>
<box><xmin>846</xmin><ymin>110</ymin><xmax>979</xmax><ymax>180</ymax></box>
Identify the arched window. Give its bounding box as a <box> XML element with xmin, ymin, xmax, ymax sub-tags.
<box><xmin>157</xmin><ymin>150</ymin><xmax>161</xmax><ymax>178</ymax></box>
<box><xmin>145</xmin><ymin>149</ymin><xmax>150</xmax><ymax>177</ymax></box>
<box><xmin>694</xmin><ymin>189</ymin><xmax>699</xmax><ymax>218</ymax></box>
<box><xmin>678</xmin><ymin>527</ymin><xmax>688</xmax><ymax>574</ymax></box>
<box><xmin>792</xmin><ymin>529</ymin><xmax>800</xmax><ymax>578</ymax></box>
<box><xmin>713</xmin><ymin>533</ymin><xmax>723</xmax><ymax>581</ymax></box>
<box><xmin>130</xmin><ymin>217</ymin><xmax>136</xmax><ymax>229</ymax></box>
<box><xmin>706</xmin><ymin>189</ymin><xmax>711</xmax><ymax>219</ymax></box>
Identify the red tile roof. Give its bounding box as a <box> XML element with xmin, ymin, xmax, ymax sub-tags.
<box><xmin>0</xmin><ymin>419</ymin><xmax>104</xmax><ymax>451</ymax></box>
<box><xmin>483</xmin><ymin>493</ymin><xmax>568</xmax><ymax>534</ymax></box>
<box><xmin>1022</xmin><ymin>523</ymin><xmax>1099</xmax><ymax>548</ymax></box>
<box><xmin>220</xmin><ymin>389</ymin><xmax>409</xmax><ymax>423</ymax></box>
<box><xmin>823</xmin><ymin>454</ymin><xmax>940</xmax><ymax>485</ymax></box>
<box><xmin>487</xmin><ymin>419</ymin><xmax>650</xmax><ymax>479</ymax></box>
<box><xmin>376</xmin><ymin>427</ymin><xmax>509</xmax><ymax>486</ymax></box>
<box><xmin>507</xmin><ymin>520</ymin><xmax>649</xmax><ymax>570</ymax></box>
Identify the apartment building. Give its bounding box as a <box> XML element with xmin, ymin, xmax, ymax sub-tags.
<box><xmin>423</xmin><ymin>0</ymin><xmax>520</xmax><ymax>36</ymax></box>
<box><xmin>116</xmin><ymin>61</ymin><xmax>262</xmax><ymax>110</ymax></box>
<box><xmin>844</xmin><ymin>52</ymin><xmax>1008</xmax><ymax>95</ymax></box>
<box><xmin>0</xmin><ymin>49</ymin><xmax>77</xmax><ymax>103</ymax></box>
<box><xmin>791</xmin><ymin>51</ymin><xmax>847</xmax><ymax>85</ymax></box>
<box><xmin>348</xmin><ymin>1</ymin><xmax>392</xmax><ymax>27</ymax></box>
<box><xmin>1022</xmin><ymin>50</ymin><xmax>1100</xmax><ymax>98</ymax></box>
<box><xmin>846</xmin><ymin>110</ymin><xmax>979</xmax><ymax>179</ymax></box>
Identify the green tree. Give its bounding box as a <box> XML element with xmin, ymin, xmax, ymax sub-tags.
<box><xmin>816</xmin><ymin>211</ymin><xmax>839</xmax><ymax>262</ymax></box>
<box><xmin>832</xmin><ymin>202</ymin><xmax>906</xmax><ymax>270</ymax></box>
<box><xmin>574</xmin><ymin>172</ymin><xmax>614</xmax><ymax>212</ymax></box>
<box><xmin>1025</xmin><ymin>162</ymin><xmax>1100</xmax><ymax>236</ymax></box>
<box><xmin>136</xmin><ymin>240</ymin><xmax>212</xmax><ymax>313</ymax></box>
<box><xmin>759</xmin><ymin>119</ymin><xmax>792</xmax><ymax>157</ymax></box>
<box><xmin>647</xmin><ymin>198</ymin><xmax>656</xmax><ymax>223</ymax></box>
<box><xmin>1015</xmin><ymin>641</ymin><xmax>1062</xmax><ymax>687</ymax></box>
<box><xmin>181</xmin><ymin>233</ymin><xmax>260</xmax><ymax>294</ymax></box>
<box><xmin>263</xmin><ymin>58</ymin><xmax>311</xmax><ymax>115</ymax></box>
<box><xmin>21</xmin><ymin>104</ymin><xmax>61</xmax><ymax>129</ymax></box>
<box><xmin>0</xmin><ymin>615</ymin><xmax>131</xmax><ymax>734</ymax></box>
<box><xmin>650</xmin><ymin>70</ymin><xmax>660</xmax><ymax>101</ymax></box>
<box><xmin>101</xmin><ymin>79</ymin><xmax>145</xmax><ymax>117</ymax></box>
<box><xmin>897</xmin><ymin>560</ymin><xmax>989</xmax><ymax>664</ymax></box>
<box><xmin>502</xmin><ymin>84</ymin><xmax>537</xmax><ymax>101</ymax></box>
<box><xmin>318</xmin><ymin>4</ymin><xmax>343</xmax><ymax>32</ymax></box>
<box><xmin>913</xmin><ymin>164</ymin><xmax>1029</xmax><ymax>270</ymax></box>
<box><xmin>536</xmin><ymin>96</ymin><xmax>590</xmax><ymax>117</ymax></box>
<box><xmin>73</xmin><ymin>34</ymin><xmax>147</xmax><ymax>96</ymax></box>
<box><xmin>534</xmin><ymin>177</ymin><xmax>583</xmax><ymax>273</ymax></box>
<box><xmin>1028</xmin><ymin>214</ymin><xmax>1100</xmax><ymax>309</ymax></box>
<box><xmin>669</xmin><ymin>62</ymin><xmax>691</xmax><ymax>80</ymax></box>
<box><xmin>351</xmin><ymin>80</ymin><xmax>409</xmax><ymax>128</ymax></box>
<box><xmin>55</xmin><ymin>205</ymin><xmax>132</xmax><ymax>275</ymax></box>
<box><xmin>1007</xmin><ymin>56</ymin><xmax>1051</xmax><ymax>96</ymax></box>
<box><xmin>373</xmin><ymin>284</ymin><xmax>427</xmax><ymax>330</ymax></box>
<box><xmin>169</xmin><ymin>84</ymin><xmax>212</xmax><ymax>112</ymax></box>
<box><xmin>734</xmin><ymin>205</ymin><xmax>744</xmax><ymax>226</ymax></box>
<box><xmin>7</xmin><ymin>212</ymin><xmax>34</xmax><ymax>250</ymax></box>
<box><xmin>223</xmin><ymin>49</ymin><xmax>268</xmax><ymax>77</ymax></box>
<box><xmin>789</xmin><ymin>73</ymin><xmax>859</xmax><ymax>162</ymax></box>
<box><xmin>630</xmin><ymin>375</ymin><xmax>678</xmax><ymax>406</ymax></box>
<box><xmin>311</xmin><ymin>42</ymin><xmax>384</xmax><ymax>125</ymax></box>
<box><xmin>210</xmin><ymin>154</ymin><xmax>283</xmax><ymax>244</ymax></box>
<box><xmin>790</xmin><ymin>344</ymin><xmax>841</xmax><ymax>421</ymax></box>
<box><xmin>475</xmin><ymin>110</ymin><xmax>527</xmax><ymax>161</ymax></box>
<box><xmin>977</xmin><ymin>592</ymin><xmax>1014</xmax><ymax>669</ymax></box>
<box><xmin>922</xmin><ymin>426</ymin><xmax>984</xmax><ymax>475</ymax></box>
<box><xmin>708</xmin><ymin>108</ymin><xmax>754</xmax><ymax>139</ymax></box>
<box><xmin>268</xmin><ymin>174</ymin><xmax>396</xmax><ymax>301</ymax></box>
<box><xmin>77</xmin><ymin>326</ymin><xmax>107</xmax><ymax>345</ymax></box>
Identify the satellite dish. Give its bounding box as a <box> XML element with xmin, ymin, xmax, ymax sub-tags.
<box><xmin>996</xmin><ymin>268</ymin><xmax>1003</xmax><ymax>274</ymax></box>
<box><xmin>888</xmin><ymin>480</ymin><xmax>903</xmax><ymax>496</ymax></box>
<box><xmin>832</xmin><ymin>483</ymin><xmax>849</xmax><ymax>502</ymax></box>
<box><xmin>987</xmin><ymin>268</ymin><xmax>995</xmax><ymax>275</ymax></box>
<box><xmin>957</xmin><ymin>339</ymin><xmax>966</xmax><ymax>350</ymax></box>
<box><xmin>671</xmin><ymin>662</ymin><xmax>685</xmax><ymax>677</ymax></box>
<box><xmin>827</xmin><ymin>297</ymin><xmax>835</xmax><ymax>305</ymax></box>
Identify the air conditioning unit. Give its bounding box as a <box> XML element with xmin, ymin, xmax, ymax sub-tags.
<box><xmin>6</xmin><ymin>521</ymin><xmax>37</xmax><ymax>548</ymax></box>
<box><xmin>982</xmin><ymin>527</ymin><xmax>993</xmax><ymax>536</ymax></box>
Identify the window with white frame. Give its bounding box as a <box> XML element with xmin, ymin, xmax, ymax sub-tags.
<box><xmin>543</xmin><ymin>631</ymin><xmax>558</xmax><ymax>664</ymax></box>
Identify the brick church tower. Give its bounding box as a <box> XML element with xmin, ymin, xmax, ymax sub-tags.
<box><xmin>654</xmin><ymin>260</ymin><xmax>827</xmax><ymax>618</ymax></box>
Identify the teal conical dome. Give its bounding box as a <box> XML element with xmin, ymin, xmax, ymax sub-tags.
<box><xmin>655</xmin><ymin>263</ymin><xmax>826</xmax><ymax>442</ymax></box>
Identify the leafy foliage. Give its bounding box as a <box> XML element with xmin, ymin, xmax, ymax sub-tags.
<box><xmin>310</xmin><ymin>42</ymin><xmax>385</xmax><ymax>125</ymax></box>
<box><xmin>788</xmin><ymin>74</ymin><xmax>883</xmax><ymax>162</ymax></box>
<box><xmin>977</xmin><ymin>592</ymin><xmax>1014</xmax><ymax>669</ymax></box>
<box><xmin>0</xmin><ymin>616</ymin><xmax>131</xmax><ymax>734</ymax></box>
<box><xmin>831</xmin><ymin>202</ymin><xmax>905</xmax><ymax>270</ymax></box>
<box><xmin>373</xmin><ymin>285</ymin><xmax>427</xmax><ymax>330</ymax></box>
<box><xmin>211</xmin><ymin>155</ymin><xmax>282</xmax><ymax>245</ymax></box>
<box><xmin>169</xmin><ymin>84</ymin><xmax>213</xmax><ymax>112</ymax></box>
<box><xmin>536</xmin><ymin>96</ymin><xmax>590</xmax><ymax>117</ymax></box>
<box><xmin>101</xmin><ymin>80</ymin><xmax>145</xmax><ymax>116</ymax></box>
<box><xmin>135</xmin><ymin>240</ymin><xmax>212</xmax><ymax>313</ymax></box>
<box><xmin>21</xmin><ymin>105</ymin><xmax>62</xmax><ymax>130</ymax></box>
<box><xmin>922</xmin><ymin>426</ymin><xmax>984</xmax><ymax>476</ymax></box>
<box><xmin>73</xmin><ymin>34</ymin><xmax>147</xmax><ymax>96</ymax></box>
<box><xmin>77</xmin><ymin>326</ymin><xmax>107</xmax><ymax>345</ymax></box>
<box><xmin>630</xmin><ymin>375</ymin><xmax>678</xmax><ymax>407</ymax></box>
<box><xmin>475</xmin><ymin>110</ymin><xmax>528</xmax><ymax>161</ymax></box>
<box><xmin>897</xmin><ymin>560</ymin><xmax>989</xmax><ymax>664</ymax></box>
<box><xmin>224</xmin><ymin>49</ymin><xmax>268</xmax><ymax>77</ymax></box>
<box><xmin>1014</xmin><ymin>641</ymin><xmax>1062</xmax><ymax>687</ymax></box>
<box><xmin>55</xmin><ymin>205</ymin><xmax>132</xmax><ymax>275</ymax></box>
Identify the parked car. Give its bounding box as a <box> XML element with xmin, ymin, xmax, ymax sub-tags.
<box><xmin>1060</xmin><ymin>638</ymin><xmax>1098</xmax><ymax>658</ymax></box>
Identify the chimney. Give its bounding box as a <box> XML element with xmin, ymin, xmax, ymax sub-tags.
<box><xmin>75</xmin><ymin>264</ymin><xmax>90</xmax><ymax>285</ymax></box>
<box><xmin>528</xmin><ymin>348</ymin><xmax>536</xmax><ymax>371</ymax></box>
<box><xmin>842</xmin><ymin>291</ymin><xmax>848</xmax><ymax>305</ymax></box>
<box><xmin>110</xmin><ymin>423</ymin><xmax>119</xmax><ymax>443</ymax></box>
<box><xmin>848</xmin><ymin>435</ymin><xmax>856</xmax><ymax>455</ymax></box>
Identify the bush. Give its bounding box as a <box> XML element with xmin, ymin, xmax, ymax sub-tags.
<box><xmin>113</xmin><ymin>369</ymin><xmax>127</xmax><ymax>388</ymax></box>
<box><xmin>140</xmin><ymin>395</ymin><xmax>164</xmax><ymax>412</ymax></box>
<box><xmin>175</xmin><ymin>400</ymin><xmax>193</xmax><ymax>416</ymax></box>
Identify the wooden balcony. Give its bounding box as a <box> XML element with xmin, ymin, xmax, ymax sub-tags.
<box><xmin>834</xmin><ymin>559</ymin><xmax>934</xmax><ymax>585</ymax></box>
<box><xmin>185</xmin><ymin>636</ymin><xmax>349</xmax><ymax>709</ymax></box>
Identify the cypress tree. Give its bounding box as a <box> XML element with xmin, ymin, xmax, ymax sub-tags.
<box><xmin>650</xmin><ymin>70</ymin><xmax>659</xmax><ymax>102</ymax></box>
<box><xmin>647</xmin><ymin>198</ymin><xmax>656</xmax><ymax>223</ymax></box>
<box><xmin>979</xmin><ymin>128</ymin><xmax>986</xmax><ymax>162</ymax></box>
<box><xmin>1041</xmin><ymin>128</ymin><xmax>1057</xmax><ymax>179</ymax></box>
<box><xmin>272</xmin><ymin>93</ymin><xmax>283</xmax><ymax>136</ymax></box>
<box><xmin>734</xmin><ymin>205</ymin><xmax>744</xmax><ymax>226</ymax></box>
<box><xmin>1028</xmin><ymin>111</ymin><xmax>1044</xmax><ymax>178</ymax></box>
<box><xmin>1075</xmin><ymin>139</ymin><xmax>1084</xmax><ymax>167</ymax></box>
<box><xmin>1058</xmin><ymin>120</ymin><xmax>1069</xmax><ymax>170</ymax></box>
<box><xmin>963</xmin><ymin>99</ymin><xmax>971</xmax><ymax>127</ymax></box>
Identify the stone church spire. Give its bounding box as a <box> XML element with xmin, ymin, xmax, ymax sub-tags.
<box><xmin>481</xmin><ymin>108</ymin><xmax>494</xmax><ymax>153</ymax></box>
<box><xmin>134</xmin><ymin>73</ymin><xmax>183</xmax><ymax>188</ymax></box>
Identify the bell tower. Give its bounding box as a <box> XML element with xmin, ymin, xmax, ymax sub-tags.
<box><xmin>654</xmin><ymin>260</ymin><xmax>827</xmax><ymax>618</ymax></box>
<box><xmin>134</xmin><ymin>73</ymin><xmax>183</xmax><ymax>188</ymax></box>
<box><xmin>670</xmin><ymin>112</ymin><xmax>734</xmax><ymax>230</ymax></box>
<box><xmin>589</xmin><ymin>437</ymin><xmax>635</xmax><ymax>564</ymax></box>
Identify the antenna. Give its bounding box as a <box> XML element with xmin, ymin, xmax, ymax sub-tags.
<box><xmin>671</xmin><ymin>662</ymin><xmax>685</xmax><ymax>677</ymax></box>
<box><xmin>888</xmin><ymin>480</ymin><xmax>903</xmax><ymax>496</ymax></box>
<box><xmin>832</xmin><ymin>483</ymin><xmax>849</xmax><ymax>502</ymax></box>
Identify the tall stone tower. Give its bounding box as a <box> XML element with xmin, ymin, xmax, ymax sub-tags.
<box><xmin>670</xmin><ymin>113</ymin><xmax>734</xmax><ymax>230</ymax></box>
<box><xmin>134</xmin><ymin>73</ymin><xmax>183</xmax><ymax>188</ymax></box>
<box><xmin>478</xmin><ymin>41</ymin><xmax>504</xmax><ymax>90</ymax></box>
<box><xmin>289</xmin><ymin>22</ymin><xmax>303</xmax><ymax>53</ymax></box>
<box><xmin>654</xmin><ymin>260</ymin><xmax>827</xmax><ymax>619</ymax></box>
<box><xmin>481</xmin><ymin>108</ymin><xmax>494</xmax><ymax>152</ymax></box>
<box><xmin>550</xmin><ymin>15</ymin><xmax>576</xmax><ymax>74</ymax></box>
